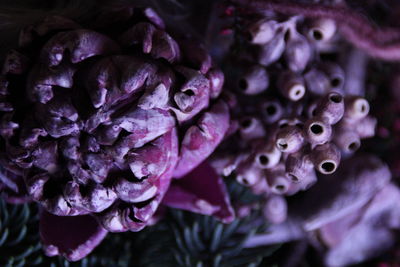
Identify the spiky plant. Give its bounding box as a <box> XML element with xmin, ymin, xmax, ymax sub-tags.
<box><xmin>0</xmin><ymin>198</ymin><xmax>43</xmax><ymax>267</ymax></box>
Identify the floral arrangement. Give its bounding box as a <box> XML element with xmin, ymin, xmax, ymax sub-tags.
<box><xmin>1</xmin><ymin>0</ymin><xmax>400</xmax><ymax>266</ymax></box>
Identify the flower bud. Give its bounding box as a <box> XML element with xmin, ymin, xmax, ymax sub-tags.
<box><xmin>314</xmin><ymin>92</ymin><xmax>344</xmax><ymax>125</ymax></box>
<box><xmin>276</xmin><ymin>125</ymin><xmax>305</xmax><ymax>153</ymax></box>
<box><xmin>263</xmin><ymin>195</ymin><xmax>288</xmax><ymax>224</ymax></box>
<box><xmin>237</xmin><ymin>65</ymin><xmax>269</xmax><ymax>95</ymax></box>
<box><xmin>310</xmin><ymin>143</ymin><xmax>341</xmax><ymax>174</ymax></box>
<box><xmin>304</xmin><ymin>116</ymin><xmax>332</xmax><ymax>145</ymax></box>
<box><xmin>278</xmin><ymin>71</ymin><xmax>306</xmax><ymax>101</ymax></box>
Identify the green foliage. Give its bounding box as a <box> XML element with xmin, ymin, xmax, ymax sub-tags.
<box><xmin>0</xmin><ymin>199</ymin><xmax>43</xmax><ymax>267</ymax></box>
<box><xmin>0</xmin><ymin>179</ymin><xmax>278</xmax><ymax>267</ymax></box>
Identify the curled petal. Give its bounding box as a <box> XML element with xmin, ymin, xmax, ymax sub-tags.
<box><xmin>119</xmin><ymin>22</ymin><xmax>156</xmax><ymax>53</ymax></box>
<box><xmin>173</xmin><ymin>100</ymin><xmax>230</xmax><ymax>178</ymax></box>
<box><xmin>150</xmin><ymin>30</ymin><xmax>181</xmax><ymax>63</ymax></box>
<box><xmin>111</xmin><ymin>108</ymin><xmax>175</xmax><ymax>159</ymax></box>
<box><xmin>113</xmin><ymin>178</ymin><xmax>157</xmax><ymax>203</ymax></box>
<box><xmin>32</xmin><ymin>141</ymin><xmax>58</xmax><ymax>173</ymax></box>
<box><xmin>206</xmin><ymin>68</ymin><xmax>224</xmax><ymax>99</ymax></box>
<box><xmin>164</xmin><ymin>161</ymin><xmax>235</xmax><ymax>223</ymax></box>
<box><xmin>181</xmin><ymin>40</ymin><xmax>212</xmax><ymax>74</ymax></box>
<box><xmin>2</xmin><ymin>50</ymin><xmax>29</xmax><ymax>75</ymax></box>
<box><xmin>127</xmin><ymin>131</ymin><xmax>177</xmax><ymax>180</ymax></box>
<box><xmin>41</xmin><ymin>30</ymin><xmax>120</xmax><ymax>67</ymax></box>
<box><xmin>40</xmin><ymin>211</ymin><xmax>107</xmax><ymax>261</ymax></box>
<box><xmin>27</xmin><ymin>63</ymin><xmax>76</xmax><ymax>103</ymax></box>
<box><xmin>172</xmin><ymin>67</ymin><xmax>211</xmax><ymax>122</ymax></box>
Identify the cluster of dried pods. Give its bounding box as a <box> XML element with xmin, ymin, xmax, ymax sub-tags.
<box><xmin>211</xmin><ymin>8</ymin><xmax>377</xmax><ymax>224</ymax></box>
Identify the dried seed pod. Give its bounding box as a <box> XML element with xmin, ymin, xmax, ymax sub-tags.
<box><xmin>257</xmin><ymin>29</ymin><xmax>286</xmax><ymax>66</ymax></box>
<box><xmin>237</xmin><ymin>65</ymin><xmax>269</xmax><ymax>95</ymax></box>
<box><xmin>308</xmin><ymin>18</ymin><xmax>337</xmax><ymax>43</ymax></box>
<box><xmin>315</xmin><ymin>92</ymin><xmax>345</xmax><ymax>125</ymax></box>
<box><xmin>260</xmin><ymin>99</ymin><xmax>284</xmax><ymax>124</ymax></box>
<box><xmin>254</xmin><ymin>138</ymin><xmax>282</xmax><ymax>169</ymax></box>
<box><xmin>285</xmin><ymin>152</ymin><xmax>315</xmax><ymax>183</ymax></box>
<box><xmin>321</xmin><ymin>62</ymin><xmax>346</xmax><ymax>92</ymax></box>
<box><xmin>278</xmin><ymin>71</ymin><xmax>306</xmax><ymax>101</ymax></box>
<box><xmin>333</xmin><ymin>129</ymin><xmax>361</xmax><ymax>153</ymax></box>
<box><xmin>251</xmin><ymin>176</ymin><xmax>270</xmax><ymax>195</ymax></box>
<box><xmin>307</xmin><ymin>100</ymin><xmax>319</xmax><ymax>118</ymax></box>
<box><xmin>263</xmin><ymin>194</ymin><xmax>288</xmax><ymax>224</ymax></box>
<box><xmin>236</xmin><ymin>159</ymin><xmax>264</xmax><ymax>186</ymax></box>
<box><xmin>276</xmin><ymin>125</ymin><xmax>305</xmax><ymax>153</ymax></box>
<box><xmin>310</xmin><ymin>143</ymin><xmax>341</xmax><ymax>174</ymax></box>
<box><xmin>246</xmin><ymin>19</ymin><xmax>278</xmax><ymax>45</ymax></box>
<box><xmin>239</xmin><ymin>116</ymin><xmax>266</xmax><ymax>140</ymax></box>
<box><xmin>304</xmin><ymin>68</ymin><xmax>331</xmax><ymax>96</ymax></box>
<box><xmin>343</xmin><ymin>96</ymin><xmax>370</xmax><ymax>121</ymax></box>
<box><xmin>355</xmin><ymin>116</ymin><xmax>377</xmax><ymax>139</ymax></box>
<box><xmin>266</xmin><ymin>164</ymin><xmax>292</xmax><ymax>195</ymax></box>
<box><xmin>304</xmin><ymin>116</ymin><xmax>332</xmax><ymax>145</ymax></box>
<box><xmin>285</xmin><ymin>29</ymin><xmax>312</xmax><ymax>72</ymax></box>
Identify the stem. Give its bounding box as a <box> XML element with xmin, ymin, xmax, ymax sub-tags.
<box><xmin>231</xmin><ymin>0</ymin><xmax>400</xmax><ymax>61</ymax></box>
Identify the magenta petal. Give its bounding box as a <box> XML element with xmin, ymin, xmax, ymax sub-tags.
<box><xmin>173</xmin><ymin>100</ymin><xmax>230</xmax><ymax>178</ymax></box>
<box><xmin>163</xmin><ymin>162</ymin><xmax>234</xmax><ymax>223</ymax></box>
<box><xmin>40</xmin><ymin>211</ymin><xmax>107</xmax><ymax>261</ymax></box>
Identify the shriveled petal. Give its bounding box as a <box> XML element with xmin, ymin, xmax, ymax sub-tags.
<box><xmin>173</xmin><ymin>100</ymin><xmax>230</xmax><ymax>177</ymax></box>
<box><xmin>40</xmin><ymin>211</ymin><xmax>107</xmax><ymax>261</ymax></box>
<box><xmin>164</xmin><ymin>161</ymin><xmax>235</xmax><ymax>223</ymax></box>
